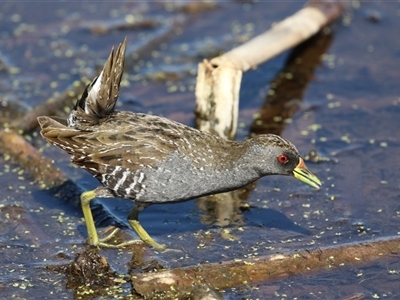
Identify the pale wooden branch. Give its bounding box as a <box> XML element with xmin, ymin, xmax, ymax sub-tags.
<box><xmin>214</xmin><ymin>1</ymin><xmax>346</xmax><ymax>72</ymax></box>
<box><xmin>195</xmin><ymin>59</ymin><xmax>242</xmax><ymax>139</ymax></box>
<box><xmin>195</xmin><ymin>0</ymin><xmax>347</xmax><ymax>140</ymax></box>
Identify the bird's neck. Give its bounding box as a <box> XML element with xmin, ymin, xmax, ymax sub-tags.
<box><xmin>208</xmin><ymin>139</ymin><xmax>267</xmax><ymax>188</ymax></box>
<box><xmin>234</xmin><ymin>139</ymin><xmax>277</xmax><ymax>177</ymax></box>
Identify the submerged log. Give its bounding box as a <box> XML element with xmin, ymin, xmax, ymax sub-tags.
<box><xmin>132</xmin><ymin>236</ymin><xmax>400</xmax><ymax>298</ymax></box>
<box><xmin>0</xmin><ymin>129</ymin><xmax>66</xmax><ymax>189</ymax></box>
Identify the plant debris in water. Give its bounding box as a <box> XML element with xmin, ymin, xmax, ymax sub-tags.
<box><xmin>49</xmin><ymin>248</ymin><xmax>118</xmax><ymax>290</ymax></box>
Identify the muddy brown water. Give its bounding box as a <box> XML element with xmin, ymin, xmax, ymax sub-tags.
<box><xmin>1</xmin><ymin>1</ymin><xmax>400</xmax><ymax>299</ymax></box>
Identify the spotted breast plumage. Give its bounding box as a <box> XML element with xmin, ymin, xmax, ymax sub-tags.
<box><xmin>37</xmin><ymin>38</ymin><xmax>321</xmax><ymax>250</ymax></box>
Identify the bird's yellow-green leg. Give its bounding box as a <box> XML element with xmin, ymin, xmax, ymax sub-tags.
<box><xmin>127</xmin><ymin>204</ymin><xmax>165</xmax><ymax>250</ymax></box>
<box><xmin>81</xmin><ymin>190</ymin><xmax>100</xmax><ymax>246</ymax></box>
<box><xmin>80</xmin><ymin>190</ymin><xmax>142</xmax><ymax>248</ymax></box>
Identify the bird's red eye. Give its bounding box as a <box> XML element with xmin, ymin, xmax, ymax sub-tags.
<box><xmin>277</xmin><ymin>154</ymin><xmax>289</xmax><ymax>164</ymax></box>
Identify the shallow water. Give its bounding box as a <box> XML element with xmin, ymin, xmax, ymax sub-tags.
<box><xmin>1</xmin><ymin>1</ymin><xmax>400</xmax><ymax>299</ymax></box>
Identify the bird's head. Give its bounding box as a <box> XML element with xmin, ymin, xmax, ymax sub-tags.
<box><xmin>247</xmin><ymin>134</ymin><xmax>322</xmax><ymax>189</ymax></box>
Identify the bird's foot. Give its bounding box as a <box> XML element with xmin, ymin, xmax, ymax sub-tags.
<box><xmin>88</xmin><ymin>226</ymin><xmax>165</xmax><ymax>250</ymax></box>
<box><xmin>129</xmin><ymin>220</ymin><xmax>166</xmax><ymax>250</ymax></box>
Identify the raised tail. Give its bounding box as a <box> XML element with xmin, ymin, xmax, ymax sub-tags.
<box><xmin>68</xmin><ymin>38</ymin><xmax>127</xmax><ymax>127</ymax></box>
